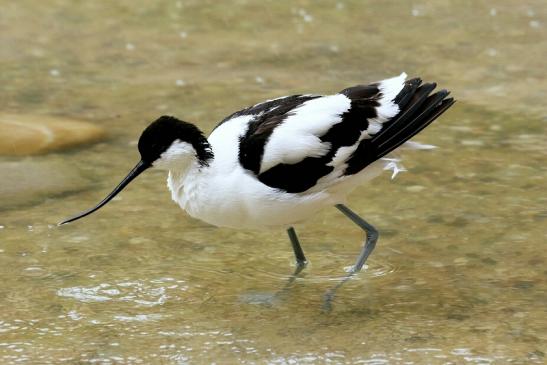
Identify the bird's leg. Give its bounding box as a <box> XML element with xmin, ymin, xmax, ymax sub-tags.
<box><xmin>287</xmin><ymin>226</ymin><xmax>307</xmax><ymax>268</ymax></box>
<box><xmin>267</xmin><ymin>227</ymin><xmax>309</xmax><ymax>303</ymax></box>
<box><xmin>323</xmin><ymin>204</ymin><xmax>379</xmax><ymax>311</ymax></box>
<box><xmin>335</xmin><ymin>204</ymin><xmax>378</xmax><ymax>272</ymax></box>
<box><xmin>283</xmin><ymin>227</ymin><xmax>307</xmax><ymax>285</ymax></box>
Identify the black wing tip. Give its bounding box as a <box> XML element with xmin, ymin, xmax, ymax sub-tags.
<box><xmin>444</xmin><ymin>97</ymin><xmax>456</xmax><ymax>105</ymax></box>
<box><xmin>394</xmin><ymin>77</ymin><xmax>423</xmax><ymax>107</ymax></box>
<box><xmin>433</xmin><ymin>89</ymin><xmax>450</xmax><ymax>99</ymax></box>
<box><xmin>421</xmin><ymin>82</ymin><xmax>437</xmax><ymax>94</ymax></box>
<box><xmin>406</xmin><ymin>77</ymin><xmax>422</xmax><ymax>85</ymax></box>
<box><xmin>432</xmin><ymin>97</ymin><xmax>456</xmax><ymax>117</ymax></box>
<box><xmin>344</xmin><ymin>79</ymin><xmax>456</xmax><ymax>174</ymax></box>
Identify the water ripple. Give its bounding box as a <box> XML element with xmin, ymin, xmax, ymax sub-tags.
<box><xmin>56</xmin><ymin>277</ymin><xmax>188</xmax><ymax>307</ymax></box>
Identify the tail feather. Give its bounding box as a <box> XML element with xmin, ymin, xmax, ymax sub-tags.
<box><xmin>344</xmin><ymin>77</ymin><xmax>455</xmax><ymax>175</ymax></box>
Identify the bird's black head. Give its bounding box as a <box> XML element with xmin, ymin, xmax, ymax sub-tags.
<box><xmin>59</xmin><ymin>115</ymin><xmax>212</xmax><ymax>225</ymax></box>
<box><xmin>138</xmin><ymin>115</ymin><xmax>213</xmax><ymax>167</ymax></box>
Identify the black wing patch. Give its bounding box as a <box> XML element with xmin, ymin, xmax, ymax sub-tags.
<box><xmin>237</xmin><ymin>95</ymin><xmax>320</xmax><ymax>174</ymax></box>
<box><xmin>228</xmin><ymin>78</ymin><xmax>454</xmax><ymax>194</ymax></box>
<box><xmin>257</xmin><ymin>97</ymin><xmax>381</xmax><ymax>192</ymax></box>
<box><xmin>235</xmin><ymin>87</ymin><xmax>382</xmax><ymax>193</ymax></box>
<box><xmin>213</xmin><ymin>95</ymin><xmax>318</xmax><ymax>132</ymax></box>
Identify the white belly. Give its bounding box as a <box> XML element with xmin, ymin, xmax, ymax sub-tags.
<box><xmin>170</xmin><ymin>166</ymin><xmax>334</xmax><ymax>229</ymax></box>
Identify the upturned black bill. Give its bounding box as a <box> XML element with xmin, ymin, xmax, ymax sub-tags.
<box><xmin>58</xmin><ymin>160</ymin><xmax>150</xmax><ymax>225</ymax></box>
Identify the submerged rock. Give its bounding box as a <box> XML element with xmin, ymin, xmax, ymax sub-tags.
<box><xmin>0</xmin><ymin>160</ymin><xmax>91</xmax><ymax>210</ymax></box>
<box><xmin>0</xmin><ymin>114</ymin><xmax>105</xmax><ymax>156</ymax></box>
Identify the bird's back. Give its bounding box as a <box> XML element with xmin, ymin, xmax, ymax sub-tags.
<box><xmin>211</xmin><ymin>73</ymin><xmax>454</xmax><ymax>195</ymax></box>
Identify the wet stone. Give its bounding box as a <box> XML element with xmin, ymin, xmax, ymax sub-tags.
<box><xmin>0</xmin><ymin>160</ymin><xmax>91</xmax><ymax>210</ymax></box>
<box><xmin>0</xmin><ymin>114</ymin><xmax>105</xmax><ymax>156</ymax></box>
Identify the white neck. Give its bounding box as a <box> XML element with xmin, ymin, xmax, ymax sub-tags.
<box><xmin>152</xmin><ymin>137</ymin><xmax>217</xmax><ymax>213</ymax></box>
<box><xmin>166</xmin><ymin>156</ymin><xmax>202</xmax><ymax>202</ymax></box>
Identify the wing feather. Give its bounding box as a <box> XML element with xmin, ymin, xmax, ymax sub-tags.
<box><xmin>259</xmin><ymin>94</ymin><xmax>351</xmax><ymax>173</ymax></box>
<box><xmin>233</xmin><ymin>73</ymin><xmax>453</xmax><ymax>193</ymax></box>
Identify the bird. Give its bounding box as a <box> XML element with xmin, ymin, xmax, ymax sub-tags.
<box><xmin>60</xmin><ymin>73</ymin><xmax>454</xmax><ymax>305</ymax></box>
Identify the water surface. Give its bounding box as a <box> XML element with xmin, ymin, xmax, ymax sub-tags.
<box><xmin>1</xmin><ymin>1</ymin><xmax>546</xmax><ymax>364</ymax></box>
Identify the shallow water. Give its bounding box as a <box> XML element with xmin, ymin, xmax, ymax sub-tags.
<box><xmin>1</xmin><ymin>1</ymin><xmax>546</xmax><ymax>364</ymax></box>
